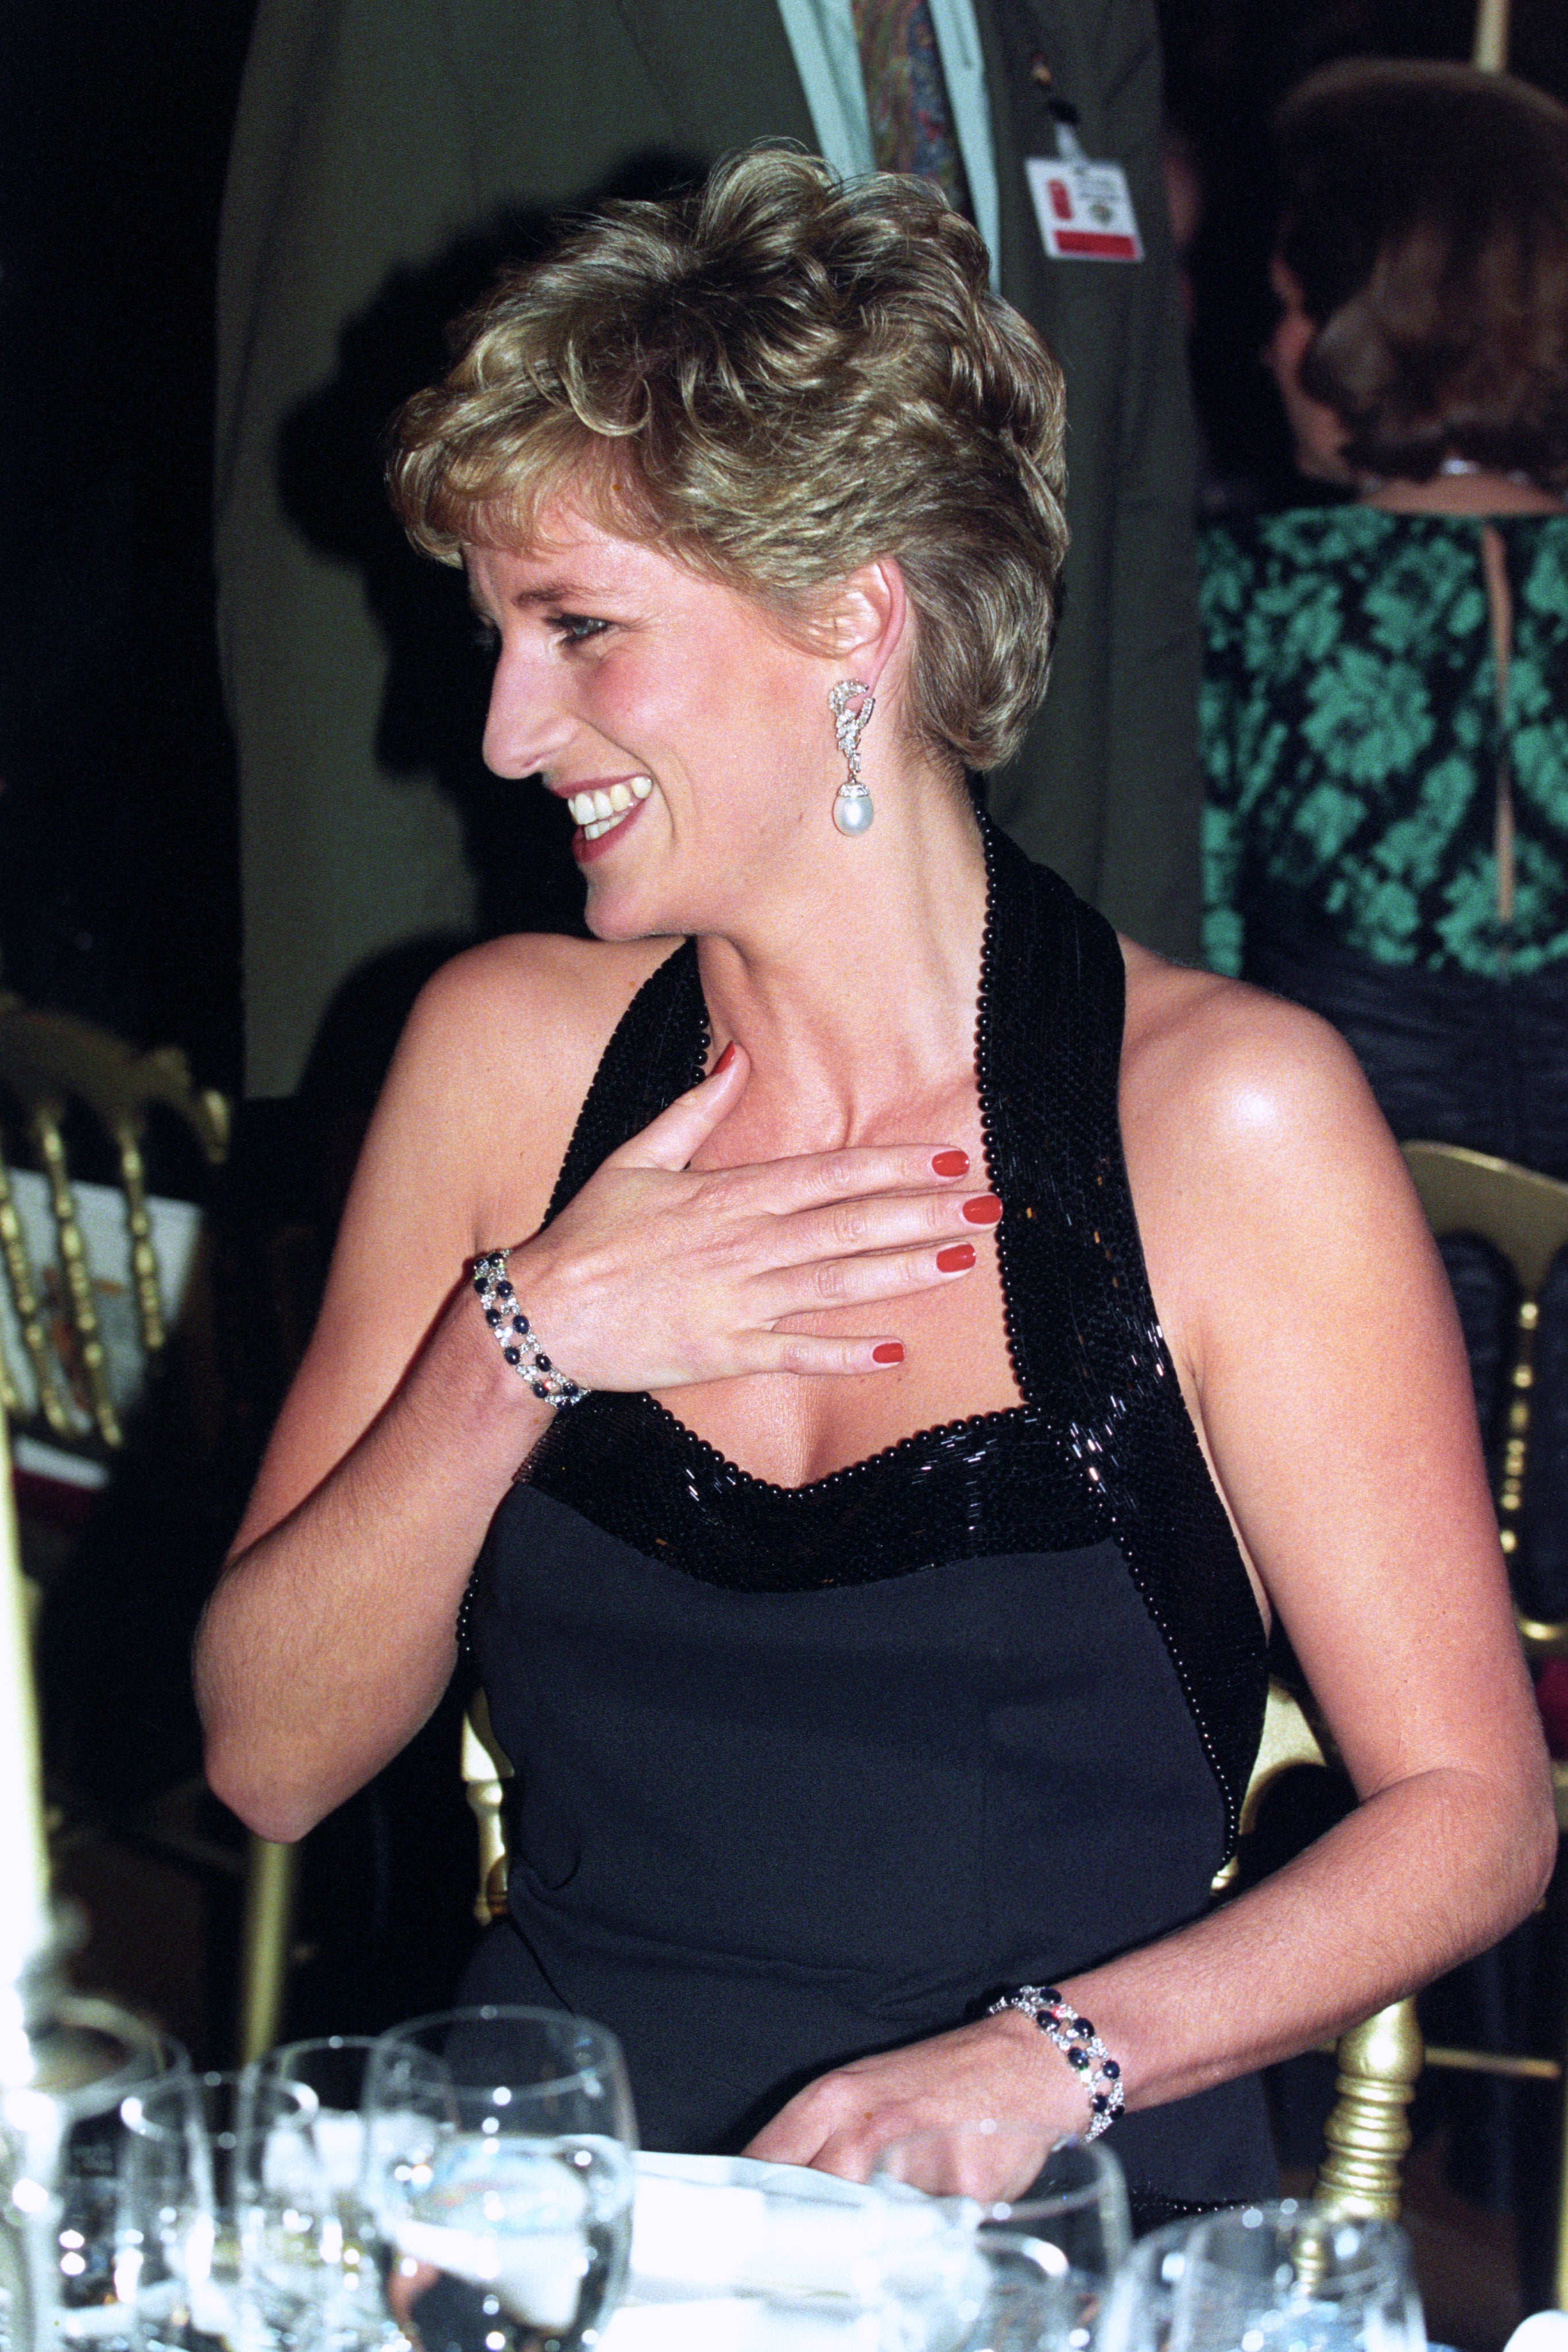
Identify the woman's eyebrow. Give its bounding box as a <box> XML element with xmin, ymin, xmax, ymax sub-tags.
<box><xmin>466</xmin><ymin>577</ymin><xmax>582</xmax><ymax>617</ymax></box>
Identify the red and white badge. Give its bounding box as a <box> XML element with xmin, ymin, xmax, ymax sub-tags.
<box><xmin>1025</xmin><ymin>155</ymin><xmax>1143</xmax><ymax>262</ymax></box>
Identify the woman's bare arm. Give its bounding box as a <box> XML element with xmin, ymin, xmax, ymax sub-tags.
<box><xmin>194</xmin><ymin>935</ymin><xmax>640</xmax><ymax>1839</ymax></box>
<box><xmin>746</xmin><ymin>972</ymin><xmax>1555</xmax><ymax>2181</ymax></box>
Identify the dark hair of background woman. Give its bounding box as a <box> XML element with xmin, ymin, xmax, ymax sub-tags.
<box><xmin>1274</xmin><ymin>59</ymin><xmax>1568</xmax><ymax>487</ymax></box>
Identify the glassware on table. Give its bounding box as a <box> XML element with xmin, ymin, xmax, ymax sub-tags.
<box><xmin>118</xmin><ymin>2067</ymin><xmax>320</xmax><ymax>2352</ymax></box>
<box><xmin>251</xmin><ymin>2036</ymin><xmax>408</xmax><ymax>2350</ymax></box>
<box><xmin>873</xmin><ymin>2126</ymin><xmax>1130</xmax><ymax>2350</ymax></box>
<box><xmin>362</xmin><ymin>2005</ymin><xmax>636</xmax><ymax>2352</ymax></box>
<box><xmin>1098</xmin><ymin>2200</ymin><xmax>1426</xmax><ymax>2352</ymax></box>
<box><xmin>37</xmin><ymin>2022</ymin><xmax>188</xmax><ymax>2352</ymax></box>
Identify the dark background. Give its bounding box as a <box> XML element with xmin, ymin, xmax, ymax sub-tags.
<box><xmin>2</xmin><ymin>0</ymin><xmax>1566</xmax><ymax>1104</ymax></box>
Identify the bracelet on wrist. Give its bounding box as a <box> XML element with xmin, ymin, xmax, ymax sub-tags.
<box><xmin>987</xmin><ymin>1985</ymin><xmax>1125</xmax><ymax>2140</ymax></box>
<box><xmin>472</xmin><ymin>1249</ymin><xmax>589</xmax><ymax>1410</ymax></box>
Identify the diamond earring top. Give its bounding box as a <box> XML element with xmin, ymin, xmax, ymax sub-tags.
<box><xmin>829</xmin><ymin>679</ymin><xmax>876</xmax><ymax>835</ymax></box>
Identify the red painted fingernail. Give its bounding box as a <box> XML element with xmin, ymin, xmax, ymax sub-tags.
<box><xmin>714</xmin><ymin>1042</ymin><xmax>737</xmax><ymax>1073</ymax></box>
<box><xmin>962</xmin><ymin>1193</ymin><xmax>1002</xmax><ymax>1225</ymax></box>
<box><xmin>872</xmin><ymin>1342</ymin><xmax>905</xmax><ymax>1364</ymax></box>
<box><xmin>931</xmin><ymin>1150</ymin><xmax>970</xmax><ymax>1177</ymax></box>
<box><xmin>936</xmin><ymin>1242</ymin><xmax>976</xmax><ymax>1272</ymax></box>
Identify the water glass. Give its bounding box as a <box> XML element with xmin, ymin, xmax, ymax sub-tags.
<box><xmin>363</xmin><ymin>2005</ymin><xmax>636</xmax><ymax>2352</ymax></box>
<box><xmin>118</xmin><ymin>2068</ymin><xmax>319</xmax><ymax>2351</ymax></box>
<box><xmin>36</xmin><ymin>2022</ymin><xmax>188</xmax><ymax>2352</ymax></box>
<box><xmin>1098</xmin><ymin>2200</ymin><xmax>1426</xmax><ymax>2352</ymax></box>
<box><xmin>251</xmin><ymin>2037</ymin><xmax>406</xmax><ymax>2349</ymax></box>
<box><xmin>874</xmin><ymin>2127</ymin><xmax>1130</xmax><ymax>2349</ymax></box>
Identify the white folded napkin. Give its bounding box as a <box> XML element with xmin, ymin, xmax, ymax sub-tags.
<box><xmin>630</xmin><ymin>2153</ymin><xmax>905</xmax><ymax>2299</ymax></box>
<box><xmin>602</xmin><ymin>2152</ymin><xmax>984</xmax><ymax>2352</ymax></box>
<box><xmin>1505</xmin><ymin>2316</ymin><xmax>1568</xmax><ymax>2352</ymax></box>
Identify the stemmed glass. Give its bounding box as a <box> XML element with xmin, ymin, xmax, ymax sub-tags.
<box><xmin>362</xmin><ymin>2006</ymin><xmax>637</xmax><ymax>2352</ymax></box>
<box><xmin>37</xmin><ymin>2022</ymin><xmax>188</xmax><ymax>2352</ymax></box>
<box><xmin>874</xmin><ymin>2125</ymin><xmax>1131</xmax><ymax>2352</ymax></box>
<box><xmin>118</xmin><ymin>2069</ymin><xmax>320</xmax><ymax>2351</ymax></box>
<box><xmin>1098</xmin><ymin>2200</ymin><xmax>1426</xmax><ymax>2352</ymax></box>
<box><xmin>251</xmin><ymin>2037</ymin><xmax>408</xmax><ymax>2349</ymax></box>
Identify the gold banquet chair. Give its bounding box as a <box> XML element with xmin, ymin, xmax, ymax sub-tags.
<box><xmin>463</xmin><ymin>1688</ymin><xmax>516</xmax><ymax>1928</ymax></box>
<box><xmin>1400</xmin><ymin>1140</ymin><xmax>1568</xmax><ymax>2301</ymax></box>
<box><xmin>1401</xmin><ymin>1142</ymin><xmax>1568</xmax><ymax>1666</ymax></box>
<box><xmin>0</xmin><ymin>992</ymin><xmax>229</xmax><ymax>1469</ymax></box>
<box><xmin>0</xmin><ymin>996</ymin><xmax>296</xmax><ymax>2064</ymax></box>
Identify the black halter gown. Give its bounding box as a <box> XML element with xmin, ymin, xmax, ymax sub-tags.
<box><xmin>461</xmin><ymin>821</ymin><xmax>1275</xmax><ymax>2222</ymax></box>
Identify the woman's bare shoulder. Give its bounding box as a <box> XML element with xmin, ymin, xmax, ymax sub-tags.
<box><xmin>340</xmin><ymin>929</ymin><xmax>680</xmax><ymax>1263</ymax></box>
<box><xmin>1115</xmin><ymin>940</ymin><xmax>1426</xmax><ymax>1387</ymax></box>
<box><xmin>1117</xmin><ymin>939</ymin><xmax>1390</xmax><ymax>1183</ymax></box>
<box><xmin>402</xmin><ymin>930</ymin><xmax>677</xmax><ymax>1085</ymax></box>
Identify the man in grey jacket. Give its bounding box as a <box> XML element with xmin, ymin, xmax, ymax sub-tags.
<box><xmin>217</xmin><ymin>0</ymin><xmax>1198</xmax><ymax>1095</ymax></box>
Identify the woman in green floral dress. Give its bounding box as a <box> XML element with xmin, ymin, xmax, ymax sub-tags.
<box><xmin>1201</xmin><ymin>59</ymin><xmax>1568</xmax><ymax>1616</ymax></box>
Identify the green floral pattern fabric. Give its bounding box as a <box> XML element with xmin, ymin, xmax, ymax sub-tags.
<box><xmin>1200</xmin><ymin>507</ymin><xmax>1568</xmax><ymax>978</ymax></box>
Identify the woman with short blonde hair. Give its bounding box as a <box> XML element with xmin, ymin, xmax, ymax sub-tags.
<box><xmin>201</xmin><ymin>150</ymin><xmax>1551</xmax><ymax>2220</ymax></box>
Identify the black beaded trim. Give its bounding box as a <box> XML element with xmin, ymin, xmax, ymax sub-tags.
<box><xmin>544</xmin><ymin>941</ymin><xmax>711</xmax><ymax>1228</ymax></box>
<box><xmin>1128</xmin><ymin>2191</ymin><xmax>1235</xmax><ymax>2238</ymax></box>
<box><xmin>519</xmin><ymin>818</ymin><xmax>1266</xmax><ymax>1846</ymax></box>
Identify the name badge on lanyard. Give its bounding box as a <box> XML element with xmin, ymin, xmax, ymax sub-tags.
<box><xmin>1025</xmin><ymin>126</ymin><xmax>1143</xmax><ymax>263</ymax></box>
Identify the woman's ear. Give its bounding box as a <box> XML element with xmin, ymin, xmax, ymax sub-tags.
<box><xmin>819</xmin><ymin>558</ymin><xmax>908</xmax><ymax>693</ymax></box>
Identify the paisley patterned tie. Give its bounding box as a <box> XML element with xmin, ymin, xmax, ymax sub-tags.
<box><xmin>850</xmin><ymin>0</ymin><xmax>973</xmax><ymax>218</ymax></box>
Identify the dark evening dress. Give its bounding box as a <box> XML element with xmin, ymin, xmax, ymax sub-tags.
<box><xmin>462</xmin><ymin>819</ymin><xmax>1274</xmax><ymax>2224</ymax></box>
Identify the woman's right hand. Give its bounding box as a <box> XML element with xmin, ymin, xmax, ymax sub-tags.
<box><xmin>505</xmin><ymin>1044</ymin><xmax>995</xmax><ymax>1391</ymax></box>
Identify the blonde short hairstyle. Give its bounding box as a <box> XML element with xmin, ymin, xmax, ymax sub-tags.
<box><xmin>388</xmin><ymin>148</ymin><xmax>1068</xmax><ymax>771</ymax></box>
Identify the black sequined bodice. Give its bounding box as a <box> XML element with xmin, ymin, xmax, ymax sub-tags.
<box><xmin>523</xmin><ymin>820</ymin><xmax>1265</xmax><ymax>1843</ymax></box>
<box><xmin>465</xmin><ymin>821</ymin><xmax>1273</xmax><ymax>2200</ymax></box>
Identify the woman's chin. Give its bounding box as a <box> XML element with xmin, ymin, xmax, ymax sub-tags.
<box><xmin>581</xmin><ymin>879</ymin><xmax>678</xmax><ymax>943</ymax></box>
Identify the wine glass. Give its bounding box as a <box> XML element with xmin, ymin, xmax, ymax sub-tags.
<box><xmin>1098</xmin><ymin>2200</ymin><xmax>1426</xmax><ymax>2352</ymax></box>
<box><xmin>363</xmin><ymin>2006</ymin><xmax>636</xmax><ymax>2352</ymax></box>
<box><xmin>251</xmin><ymin>2036</ymin><xmax>408</xmax><ymax>2349</ymax></box>
<box><xmin>874</xmin><ymin>2126</ymin><xmax>1130</xmax><ymax>2349</ymax></box>
<box><xmin>118</xmin><ymin>2068</ymin><xmax>319</xmax><ymax>2351</ymax></box>
<box><xmin>37</xmin><ymin>2023</ymin><xmax>188</xmax><ymax>2352</ymax></box>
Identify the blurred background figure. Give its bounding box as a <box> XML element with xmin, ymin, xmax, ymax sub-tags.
<box><xmin>1199</xmin><ymin>59</ymin><xmax>1568</xmax><ymax>1624</ymax></box>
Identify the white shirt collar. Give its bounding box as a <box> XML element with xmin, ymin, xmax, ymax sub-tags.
<box><xmin>772</xmin><ymin>0</ymin><xmax>1000</xmax><ymax>287</ymax></box>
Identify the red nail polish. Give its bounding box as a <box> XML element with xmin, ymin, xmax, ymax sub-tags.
<box><xmin>931</xmin><ymin>1149</ymin><xmax>970</xmax><ymax>1177</ymax></box>
<box><xmin>962</xmin><ymin>1193</ymin><xmax>1002</xmax><ymax>1225</ymax></box>
<box><xmin>872</xmin><ymin>1341</ymin><xmax>905</xmax><ymax>1364</ymax></box>
<box><xmin>714</xmin><ymin>1042</ymin><xmax>737</xmax><ymax>1073</ymax></box>
<box><xmin>936</xmin><ymin>1242</ymin><xmax>976</xmax><ymax>1272</ymax></box>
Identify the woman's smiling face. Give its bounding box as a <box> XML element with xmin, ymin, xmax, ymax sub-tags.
<box><xmin>466</xmin><ymin>501</ymin><xmax>845</xmax><ymax>942</ymax></box>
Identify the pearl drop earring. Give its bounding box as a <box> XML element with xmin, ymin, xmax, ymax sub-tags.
<box><xmin>829</xmin><ymin>680</ymin><xmax>876</xmax><ymax>835</ymax></box>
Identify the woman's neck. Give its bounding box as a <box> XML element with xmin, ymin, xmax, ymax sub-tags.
<box><xmin>1360</xmin><ymin>467</ymin><xmax>1564</xmax><ymax>517</ymax></box>
<box><xmin>695</xmin><ymin>783</ymin><xmax>990</xmax><ymax>1149</ymax></box>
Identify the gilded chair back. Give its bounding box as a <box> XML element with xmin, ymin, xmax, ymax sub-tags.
<box><xmin>0</xmin><ymin>993</ymin><xmax>229</xmax><ymax>1455</ymax></box>
<box><xmin>1401</xmin><ymin>1141</ymin><xmax>1568</xmax><ymax>1656</ymax></box>
<box><xmin>462</xmin><ymin>1688</ymin><xmax>516</xmax><ymax>1927</ymax></box>
<box><xmin>1402</xmin><ymin>1140</ymin><xmax>1568</xmax><ymax>2301</ymax></box>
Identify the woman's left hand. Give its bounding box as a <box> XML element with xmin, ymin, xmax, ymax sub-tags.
<box><xmin>740</xmin><ymin>2010</ymin><xmax>1075</xmax><ymax>2191</ymax></box>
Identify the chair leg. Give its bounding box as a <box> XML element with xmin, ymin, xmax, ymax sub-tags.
<box><xmin>1315</xmin><ymin>1998</ymin><xmax>1424</xmax><ymax>2221</ymax></box>
<box><xmin>235</xmin><ymin>1833</ymin><xmax>298</xmax><ymax>2064</ymax></box>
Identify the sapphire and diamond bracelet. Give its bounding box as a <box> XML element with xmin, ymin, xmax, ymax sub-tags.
<box><xmin>473</xmin><ymin>1249</ymin><xmax>589</xmax><ymax>1410</ymax></box>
